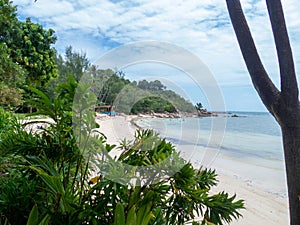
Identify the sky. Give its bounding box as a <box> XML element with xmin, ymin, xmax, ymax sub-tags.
<box><xmin>13</xmin><ymin>0</ymin><xmax>300</xmax><ymax>112</ymax></box>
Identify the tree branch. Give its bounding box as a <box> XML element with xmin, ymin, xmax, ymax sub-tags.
<box><xmin>266</xmin><ymin>0</ymin><xmax>299</xmax><ymax>104</ymax></box>
<box><xmin>226</xmin><ymin>0</ymin><xmax>280</xmax><ymax>113</ymax></box>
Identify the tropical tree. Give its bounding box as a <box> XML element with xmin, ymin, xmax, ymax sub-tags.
<box><xmin>63</xmin><ymin>46</ymin><xmax>90</xmax><ymax>82</ymax></box>
<box><xmin>0</xmin><ymin>42</ymin><xmax>25</xmax><ymax>109</ymax></box>
<box><xmin>195</xmin><ymin>102</ymin><xmax>203</xmax><ymax>113</ymax></box>
<box><xmin>137</xmin><ymin>80</ymin><xmax>166</xmax><ymax>91</ymax></box>
<box><xmin>0</xmin><ymin>0</ymin><xmax>26</xmax><ymax>108</ymax></box>
<box><xmin>88</xmin><ymin>67</ymin><xmax>115</xmax><ymax>103</ymax></box>
<box><xmin>17</xmin><ymin>18</ymin><xmax>57</xmax><ymax>87</ymax></box>
<box><xmin>46</xmin><ymin>46</ymin><xmax>91</xmax><ymax>97</ymax></box>
<box><xmin>0</xmin><ymin>1</ymin><xmax>57</xmax><ymax>108</ymax></box>
<box><xmin>226</xmin><ymin>0</ymin><xmax>300</xmax><ymax>224</ymax></box>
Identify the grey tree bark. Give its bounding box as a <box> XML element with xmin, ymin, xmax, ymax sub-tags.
<box><xmin>225</xmin><ymin>0</ymin><xmax>300</xmax><ymax>224</ymax></box>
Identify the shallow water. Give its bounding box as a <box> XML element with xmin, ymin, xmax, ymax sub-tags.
<box><xmin>136</xmin><ymin>112</ymin><xmax>288</xmax><ymax>197</ymax></box>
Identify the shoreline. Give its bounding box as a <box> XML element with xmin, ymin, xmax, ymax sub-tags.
<box><xmin>96</xmin><ymin>114</ymin><xmax>289</xmax><ymax>224</ymax></box>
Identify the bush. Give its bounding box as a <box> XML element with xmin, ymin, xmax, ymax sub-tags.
<box><xmin>0</xmin><ymin>77</ymin><xmax>244</xmax><ymax>225</ymax></box>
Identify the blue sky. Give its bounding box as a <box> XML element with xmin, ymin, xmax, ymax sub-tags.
<box><xmin>13</xmin><ymin>0</ymin><xmax>300</xmax><ymax>112</ymax></box>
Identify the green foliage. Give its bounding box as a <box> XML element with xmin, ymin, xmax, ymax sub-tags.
<box><xmin>1</xmin><ymin>10</ymin><xmax>57</xmax><ymax>87</ymax></box>
<box><xmin>137</xmin><ymin>79</ymin><xmax>166</xmax><ymax>91</ymax></box>
<box><xmin>64</xmin><ymin>46</ymin><xmax>90</xmax><ymax>82</ymax></box>
<box><xmin>131</xmin><ymin>96</ymin><xmax>176</xmax><ymax>113</ymax></box>
<box><xmin>46</xmin><ymin>46</ymin><xmax>91</xmax><ymax>98</ymax></box>
<box><xmin>96</xmin><ymin>70</ymin><xmax>131</xmax><ymax>105</ymax></box>
<box><xmin>1</xmin><ymin>0</ymin><xmax>194</xmax><ymax>113</ymax></box>
<box><xmin>0</xmin><ymin>107</ymin><xmax>19</xmax><ymax>140</ymax></box>
<box><xmin>88</xmin><ymin>72</ymin><xmax>195</xmax><ymax>114</ymax></box>
<box><xmin>0</xmin><ymin>170</ymin><xmax>41</xmax><ymax>225</ymax></box>
<box><xmin>55</xmin><ymin>46</ymin><xmax>90</xmax><ymax>84</ymax></box>
<box><xmin>131</xmin><ymin>80</ymin><xmax>195</xmax><ymax>114</ymax></box>
<box><xmin>195</xmin><ymin>102</ymin><xmax>203</xmax><ymax>112</ymax></box>
<box><xmin>0</xmin><ymin>83</ymin><xmax>23</xmax><ymax>109</ymax></box>
<box><xmin>0</xmin><ymin>0</ymin><xmax>20</xmax><ymax>48</ymax></box>
<box><xmin>26</xmin><ymin>204</ymin><xmax>51</xmax><ymax>225</ymax></box>
<box><xmin>17</xmin><ymin>18</ymin><xmax>57</xmax><ymax>86</ymax></box>
<box><xmin>0</xmin><ymin>42</ymin><xmax>25</xmax><ymax>85</ymax></box>
<box><xmin>0</xmin><ymin>1</ymin><xmax>26</xmax><ymax>109</ymax></box>
<box><xmin>0</xmin><ymin>1</ymin><xmax>57</xmax><ymax>109</ymax></box>
<box><xmin>0</xmin><ymin>77</ymin><xmax>82</xmax><ymax>224</ymax></box>
<box><xmin>0</xmin><ymin>78</ymin><xmax>244</xmax><ymax>225</ymax></box>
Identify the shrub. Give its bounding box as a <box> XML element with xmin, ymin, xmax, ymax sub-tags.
<box><xmin>0</xmin><ymin>77</ymin><xmax>244</xmax><ymax>225</ymax></box>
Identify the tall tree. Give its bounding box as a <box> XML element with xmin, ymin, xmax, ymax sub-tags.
<box><xmin>0</xmin><ymin>0</ymin><xmax>19</xmax><ymax>45</ymax></box>
<box><xmin>46</xmin><ymin>47</ymin><xmax>91</xmax><ymax>97</ymax></box>
<box><xmin>64</xmin><ymin>46</ymin><xmax>90</xmax><ymax>82</ymax></box>
<box><xmin>1</xmin><ymin>0</ymin><xmax>57</xmax><ymax>108</ymax></box>
<box><xmin>17</xmin><ymin>18</ymin><xmax>57</xmax><ymax>86</ymax></box>
<box><xmin>226</xmin><ymin>0</ymin><xmax>300</xmax><ymax>224</ymax></box>
<box><xmin>0</xmin><ymin>0</ymin><xmax>25</xmax><ymax>108</ymax></box>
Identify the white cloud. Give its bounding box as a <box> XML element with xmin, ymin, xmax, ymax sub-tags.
<box><xmin>12</xmin><ymin>0</ymin><xmax>300</xmax><ymax>110</ymax></box>
<box><xmin>15</xmin><ymin>0</ymin><xmax>74</xmax><ymax>18</ymax></box>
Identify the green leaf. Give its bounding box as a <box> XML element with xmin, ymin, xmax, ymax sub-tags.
<box><xmin>126</xmin><ymin>205</ymin><xmax>137</xmax><ymax>225</ymax></box>
<box><xmin>136</xmin><ymin>201</ymin><xmax>152</xmax><ymax>225</ymax></box>
<box><xmin>29</xmin><ymin>165</ymin><xmax>69</xmax><ymax>213</ymax></box>
<box><xmin>38</xmin><ymin>214</ymin><xmax>50</xmax><ymax>225</ymax></box>
<box><xmin>26</xmin><ymin>205</ymin><xmax>39</xmax><ymax>225</ymax></box>
<box><xmin>114</xmin><ymin>203</ymin><xmax>125</xmax><ymax>225</ymax></box>
<box><xmin>128</xmin><ymin>187</ymin><xmax>141</xmax><ymax>208</ymax></box>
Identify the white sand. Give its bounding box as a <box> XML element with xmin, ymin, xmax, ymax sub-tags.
<box><xmin>96</xmin><ymin>114</ymin><xmax>137</xmax><ymax>145</ymax></box>
<box><xmin>96</xmin><ymin>115</ymin><xmax>289</xmax><ymax>224</ymax></box>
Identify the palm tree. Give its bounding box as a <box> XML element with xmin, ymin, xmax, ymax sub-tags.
<box><xmin>195</xmin><ymin>102</ymin><xmax>203</xmax><ymax>114</ymax></box>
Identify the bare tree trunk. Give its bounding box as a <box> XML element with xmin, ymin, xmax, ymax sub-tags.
<box><xmin>225</xmin><ymin>0</ymin><xmax>300</xmax><ymax>224</ymax></box>
<box><xmin>280</xmin><ymin>104</ymin><xmax>300</xmax><ymax>224</ymax></box>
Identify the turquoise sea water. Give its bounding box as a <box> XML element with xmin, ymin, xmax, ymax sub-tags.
<box><xmin>136</xmin><ymin>112</ymin><xmax>287</xmax><ymax>197</ymax></box>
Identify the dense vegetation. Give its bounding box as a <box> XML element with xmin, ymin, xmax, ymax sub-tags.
<box><xmin>92</xmin><ymin>74</ymin><xmax>195</xmax><ymax>114</ymax></box>
<box><xmin>0</xmin><ymin>0</ymin><xmax>57</xmax><ymax>110</ymax></box>
<box><xmin>0</xmin><ymin>77</ymin><xmax>244</xmax><ymax>225</ymax></box>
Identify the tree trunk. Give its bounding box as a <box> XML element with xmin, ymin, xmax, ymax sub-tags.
<box><xmin>225</xmin><ymin>0</ymin><xmax>300</xmax><ymax>224</ymax></box>
<box><xmin>280</xmin><ymin>104</ymin><xmax>300</xmax><ymax>224</ymax></box>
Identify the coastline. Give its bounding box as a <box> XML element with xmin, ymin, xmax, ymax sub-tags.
<box><xmin>96</xmin><ymin>114</ymin><xmax>289</xmax><ymax>224</ymax></box>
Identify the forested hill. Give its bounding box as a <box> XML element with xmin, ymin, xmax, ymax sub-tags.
<box><xmin>53</xmin><ymin>49</ymin><xmax>196</xmax><ymax>114</ymax></box>
<box><xmin>88</xmin><ymin>69</ymin><xmax>195</xmax><ymax>114</ymax></box>
<box><xmin>49</xmin><ymin>49</ymin><xmax>196</xmax><ymax>114</ymax></box>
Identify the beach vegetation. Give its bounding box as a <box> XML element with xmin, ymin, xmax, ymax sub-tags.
<box><xmin>37</xmin><ymin>46</ymin><xmax>91</xmax><ymax>102</ymax></box>
<box><xmin>92</xmin><ymin>75</ymin><xmax>195</xmax><ymax>114</ymax></box>
<box><xmin>0</xmin><ymin>77</ymin><xmax>244</xmax><ymax>225</ymax></box>
<box><xmin>49</xmin><ymin>47</ymin><xmax>188</xmax><ymax>116</ymax></box>
<box><xmin>195</xmin><ymin>102</ymin><xmax>203</xmax><ymax>111</ymax></box>
<box><xmin>0</xmin><ymin>0</ymin><xmax>195</xmax><ymax>115</ymax></box>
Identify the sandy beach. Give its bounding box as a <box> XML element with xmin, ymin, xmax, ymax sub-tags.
<box><xmin>96</xmin><ymin>114</ymin><xmax>289</xmax><ymax>224</ymax></box>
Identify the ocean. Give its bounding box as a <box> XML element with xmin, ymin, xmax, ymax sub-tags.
<box><xmin>136</xmin><ymin>112</ymin><xmax>288</xmax><ymax>197</ymax></box>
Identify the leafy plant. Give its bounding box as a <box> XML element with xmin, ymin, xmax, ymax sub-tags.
<box><xmin>0</xmin><ymin>77</ymin><xmax>244</xmax><ymax>225</ymax></box>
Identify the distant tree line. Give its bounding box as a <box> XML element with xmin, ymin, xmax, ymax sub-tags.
<box><xmin>90</xmin><ymin>74</ymin><xmax>195</xmax><ymax>114</ymax></box>
<box><xmin>49</xmin><ymin>48</ymin><xmax>196</xmax><ymax>114</ymax></box>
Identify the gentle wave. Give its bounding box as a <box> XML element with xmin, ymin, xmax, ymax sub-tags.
<box><xmin>136</xmin><ymin>113</ymin><xmax>287</xmax><ymax>197</ymax></box>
